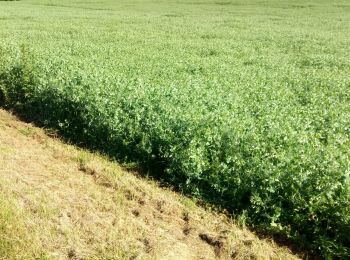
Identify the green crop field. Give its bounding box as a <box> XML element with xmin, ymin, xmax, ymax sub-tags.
<box><xmin>0</xmin><ymin>0</ymin><xmax>349</xmax><ymax>257</ymax></box>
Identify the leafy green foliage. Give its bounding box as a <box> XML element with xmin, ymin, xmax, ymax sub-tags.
<box><xmin>0</xmin><ymin>0</ymin><xmax>349</xmax><ymax>257</ymax></box>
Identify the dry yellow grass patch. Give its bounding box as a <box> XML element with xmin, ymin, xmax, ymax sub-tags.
<box><xmin>0</xmin><ymin>109</ymin><xmax>299</xmax><ymax>259</ymax></box>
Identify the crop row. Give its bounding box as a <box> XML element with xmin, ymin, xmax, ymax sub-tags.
<box><xmin>0</xmin><ymin>43</ymin><xmax>349</xmax><ymax>257</ymax></box>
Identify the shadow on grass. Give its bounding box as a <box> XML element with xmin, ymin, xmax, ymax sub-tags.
<box><xmin>1</xmin><ymin>105</ymin><xmax>318</xmax><ymax>260</ymax></box>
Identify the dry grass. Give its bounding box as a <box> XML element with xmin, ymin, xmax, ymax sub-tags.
<box><xmin>0</xmin><ymin>109</ymin><xmax>299</xmax><ymax>259</ymax></box>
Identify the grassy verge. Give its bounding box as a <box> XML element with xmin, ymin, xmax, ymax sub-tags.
<box><xmin>0</xmin><ymin>193</ymin><xmax>48</xmax><ymax>259</ymax></box>
<box><xmin>0</xmin><ymin>109</ymin><xmax>299</xmax><ymax>259</ymax></box>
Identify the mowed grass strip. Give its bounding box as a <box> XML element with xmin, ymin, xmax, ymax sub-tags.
<box><xmin>0</xmin><ymin>109</ymin><xmax>299</xmax><ymax>259</ymax></box>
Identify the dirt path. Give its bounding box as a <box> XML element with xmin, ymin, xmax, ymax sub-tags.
<box><xmin>0</xmin><ymin>109</ymin><xmax>298</xmax><ymax>259</ymax></box>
